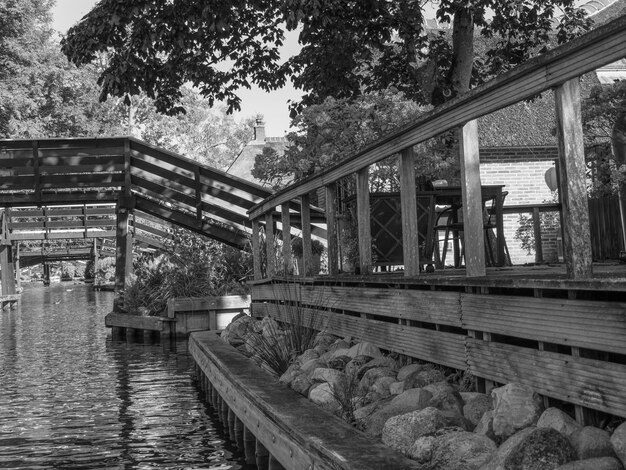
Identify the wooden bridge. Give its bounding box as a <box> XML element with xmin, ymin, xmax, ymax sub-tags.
<box><xmin>0</xmin><ymin>137</ymin><xmax>276</xmax><ymax>304</ymax></box>
<box><xmin>245</xmin><ymin>14</ymin><xmax>626</xmax><ymax>427</ymax></box>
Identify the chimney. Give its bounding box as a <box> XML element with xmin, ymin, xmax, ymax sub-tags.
<box><xmin>254</xmin><ymin>117</ymin><xmax>266</xmax><ymax>143</ymax></box>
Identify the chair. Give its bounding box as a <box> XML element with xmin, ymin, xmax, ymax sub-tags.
<box><xmin>433</xmin><ymin>191</ymin><xmax>509</xmax><ymax>268</ymax></box>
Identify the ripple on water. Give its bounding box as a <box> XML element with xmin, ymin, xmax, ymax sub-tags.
<box><xmin>0</xmin><ymin>284</ymin><xmax>247</xmax><ymax>469</ymax></box>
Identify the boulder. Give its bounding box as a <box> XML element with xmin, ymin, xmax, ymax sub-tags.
<box><xmin>397</xmin><ymin>363</ymin><xmax>426</xmax><ymax>382</ymax></box>
<box><xmin>381</xmin><ymin>407</ymin><xmax>447</xmax><ymax>454</ymax></box>
<box><xmin>327</xmin><ymin>348</ymin><xmax>351</xmax><ymax>361</ymax></box>
<box><xmin>441</xmin><ymin>409</ymin><xmax>473</xmax><ymax>431</ymax></box>
<box><xmin>279</xmin><ymin>363</ymin><xmax>300</xmax><ymax>385</ymax></box>
<box><xmin>474</xmin><ymin>410</ymin><xmax>496</xmax><ymax>442</ymax></box>
<box><xmin>464</xmin><ymin>393</ymin><xmax>493</xmax><ymax>427</ymax></box>
<box><xmin>347</xmin><ymin>342</ymin><xmax>382</xmax><ymax>359</ymax></box>
<box><xmin>221</xmin><ymin>314</ymin><xmax>253</xmax><ymax>345</ymax></box>
<box><xmin>329</xmin><ymin>339</ymin><xmax>351</xmax><ymax>352</ymax></box>
<box><xmin>407</xmin><ymin>435</ymin><xmax>436</xmax><ymax>463</ymax></box>
<box><xmin>424</xmin><ymin>381</ymin><xmax>464</xmax><ymax>415</ymax></box>
<box><xmin>537</xmin><ymin>407</ymin><xmax>582</xmax><ymax>440</ymax></box>
<box><xmin>356</xmin><ymin>356</ymin><xmax>398</xmax><ymax>379</ymax></box>
<box><xmin>389</xmin><ymin>381</ymin><xmax>405</xmax><ymax>396</ymax></box>
<box><xmin>491</xmin><ymin>383</ymin><xmax>543</xmax><ymax>441</ymax></box>
<box><xmin>571</xmin><ymin>426</ymin><xmax>617</xmax><ymax>460</ymax></box>
<box><xmin>481</xmin><ymin>427</ymin><xmax>575</xmax><ymax>470</ymax></box>
<box><xmin>359</xmin><ymin>367</ymin><xmax>396</xmax><ymax>394</ymax></box>
<box><xmin>310</xmin><ymin>367</ymin><xmax>347</xmax><ymax>391</ymax></box>
<box><xmin>353</xmin><ymin>398</ymin><xmax>390</xmax><ymax>422</ymax></box>
<box><xmin>299</xmin><ymin>358</ymin><xmax>327</xmax><ymax>380</ymax></box>
<box><xmin>313</xmin><ymin>332</ymin><xmax>337</xmax><ymax>349</ymax></box>
<box><xmin>425</xmin><ymin>431</ymin><xmax>497</xmax><ymax>469</ymax></box>
<box><xmin>290</xmin><ymin>373</ymin><xmax>313</xmax><ymax>397</ymax></box>
<box><xmin>556</xmin><ymin>457</ymin><xmax>624</xmax><ymax>470</ymax></box>
<box><xmin>404</xmin><ymin>368</ymin><xmax>446</xmax><ymax>389</ymax></box>
<box><xmin>309</xmin><ymin>383</ymin><xmax>340</xmax><ymax>411</ymax></box>
<box><xmin>372</xmin><ymin>376</ymin><xmax>396</xmax><ymax>398</ymax></box>
<box><xmin>611</xmin><ymin>421</ymin><xmax>626</xmax><ymax>468</ymax></box>
<box><xmin>345</xmin><ymin>355</ymin><xmax>374</xmax><ymax>377</ymax></box>
<box><xmin>362</xmin><ymin>388</ymin><xmax>433</xmax><ymax>438</ymax></box>
<box><xmin>327</xmin><ymin>355</ymin><xmax>351</xmax><ymax>371</ymax></box>
<box><xmin>297</xmin><ymin>348</ymin><xmax>320</xmax><ymax>364</ymax></box>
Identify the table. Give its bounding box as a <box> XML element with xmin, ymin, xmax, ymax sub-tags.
<box><xmin>421</xmin><ymin>185</ymin><xmax>507</xmax><ymax>267</ymax></box>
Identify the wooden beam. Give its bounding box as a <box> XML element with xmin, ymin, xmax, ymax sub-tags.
<box><xmin>248</xmin><ymin>15</ymin><xmax>626</xmax><ymax>219</ymax></box>
<box><xmin>301</xmin><ymin>194</ymin><xmax>313</xmax><ymax>276</ymax></box>
<box><xmin>459</xmin><ymin>120</ymin><xmax>486</xmax><ymax>277</ymax></box>
<box><xmin>0</xmin><ymin>212</ymin><xmax>16</xmax><ymax>296</ymax></box>
<box><xmin>555</xmin><ymin>78</ymin><xmax>593</xmax><ymax>279</ymax></box>
<box><xmin>356</xmin><ymin>167</ymin><xmax>371</xmax><ymax>274</ymax></box>
<box><xmin>114</xmin><ymin>201</ymin><xmax>131</xmax><ymax>312</ymax></box>
<box><xmin>281</xmin><ymin>204</ymin><xmax>292</xmax><ymax>275</ymax></box>
<box><xmin>325</xmin><ymin>184</ymin><xmax>339</xmax><ymax>276</ymax></box>
<box><xmin>252</xmin><ymin>219</ymin><xmax>262</xmax><ymax>280</ymax></box>
<box><xmin>398</xmin><ymin>147</ymin><xmax>420</xmax><ymax>276</ymax></box>
<box><xmin>265</xmin><ymin>213</ymin><xmax>276</xmax><ymax>278</ymax></box>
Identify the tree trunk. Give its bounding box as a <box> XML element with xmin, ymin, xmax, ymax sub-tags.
<box><xmin>448</xmin><ymin>7</ymin><xmax>475</xmax><ymax>97</ymax></box>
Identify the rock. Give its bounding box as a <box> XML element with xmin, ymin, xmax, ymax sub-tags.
<box><xmin>556</xmin><ymin>457</ymin><xmax>624</xmax><ymax>470</ymax></box>
<box><xmin>310</xmin><ymin>368</ymin><xmax>347</xmax><ymax>392</ymax></box>
<box><xmin>481</xmin><ymin>427</ymin><xmax>575</xmax><ymax>470</ymax></box>
<box><xmin>474</xmin><ymin>410</ymin><xmax>496</xmax><ymax>442</ymax></box>
<box><xmin>354</xmin><ymin>398</ymin><xmax>390</xmax><ymax>422</ymax></box>
<box><xmin>389</xmin><ymin>381</ymin><xmax>405</xmax><ymax>395</ymax></box>
<box><xmin>536</xmin><ymin>407</ymin><xmax>582</xmax><ymax>440</ymax></box>
<box><xmin>251</xmin><ymin>319</ymin><xmax>264</xmax><ymax>333</ymax></box>
<box><xmin>491</xmin><ymin>383</ymin><xmax>543</xmax><ymax>441</ymax></box>
<box><xmin>279</xmin><ymin>363</ymin><xmax>300</xmax><ymax>385</ymax></box>
<box><xmin>309</xmin><ymin>383</ymin><xmax>340</xmax><ymax>411</ymax></box>
<box><xmin>407</xmin><ymin>435</ymin><xmax>436</xmax><ymax>463</ymax></box>
<box><xmin>290</xmin><ymin>373</ymin><xmax>313</xmax><ymax>396</ymax></box>
<box><xmin>426</xmin><ymin>431</ymin><xmax>497</xmax><ymax>469</ymax></box>
<box><xmin>461</xmin><ymin>391</ymin><xmax>488</xmax><ymax>404</ymax></box>
<box><xmin>423</xmin><ymin>381</ymin><xmax>464</xmax><ymax>415</ymax></box>
<box><xmin>297</xmin><ymin>348</ymin><xmax>319</xmax><ymax>364</ymax></box>
<box><xmin>358</xmin><ymin>367</ymin><xmax>396</xmax><ymax>394</ymax></box>
<box><xmin>313</xmin><ymin>332</ymin><xmax>337</xmax><ymax>349</ymax></box>
<box><xmin>327</xmin><ymin>348</ymin><xmax>351</xmax><ymax>361</ymax></box>
<box><xmin>221</xmin><ymin>316</ymin><xmax>253</xmax><ymax>345</ymax></box>
<box><xmin>612</xmin><ymin>422</ymin><xmax>626</xmax><ymax>467</ymax></box>
<box><xmin>404</xmin><ymin>368</ymin><xmax>446</xmax><ymax>389</ymax></box>
<box><xmin>397</xmin><ymin>363</ymin><xmax>426</xmax><ymax>382</ymax></box>
<box><xmin>571</xmin><ymin>426</ymin><xmax>617</xmax><ymax>460</ymax></box>
<box><xmin>372</xmin><ymin>376</ymin><xmax>396</xmax><ymax>397</ymax></box>
<box><xmin>327</xmin><ymin>355</ymin><xmax>351</xmax><ymax>371</ymax></box>
<box><xmin>362</xmin><ymin>388</ymin><xmax>433</xmax><ymax>438</ymax></box>
<box><xmin>441</xmin><ymin>409</ymin><xmax>473</xmax><ymax>431</ymax></box>
<box><xmin>347</xmin><ymin>342</ymin><xmax>382</xmax><ymax>359</ymax></box>
<box><xmin>345</xmin><ymin>355</ymin><xmax>374</xmax><ymax>377</ymax></box>
<box><xmin>464</xmin><ymin>393</ymin><xmax>493</xmax><ymax>427</ymax></box>
<box><xmin>356</xmin><ymin>356</ymin><xmax>398</xmax><ymax>379</ymax></box>
<box><xmin>381</xmin><ymin>407</ymin><xmax>447</xmax><ymax>454</ymax></box>
<box><xmin>299</xmin><ymin>358</ymin><xmax>327</xmax><ymax>380</ymax></box>
<box><xmin>329</xmin><ymin>339</ymin><xmax>351</xmax><ymax>352</ymax></box>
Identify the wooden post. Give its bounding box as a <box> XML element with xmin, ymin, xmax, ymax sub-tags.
<box><xmin>227</xmin><ymin>407</ymin><xmax>236</xmax><ymax>442</ymax></box>
<box><xmin>114</xmin><ymin>199</ymin><xmax>133</xmax><ymax>312</ymax></box>
<box><xmin>356</xmin><ymin>167</ymin><xmax>372</xmax><ymax>274</ymax></box>
<box><xmin>32</xmin><ymin>141</ymin><xmax>41</xmax><ymax>204</ymax></box>
<box><xmin>532</xmin><ymin>207</ymin><xmax>544</xmax><ymax>264</ymax></box>
<box><xmin>252</xmin><ymin>218</ymin><xmax>262</xmax><ymax>280</ymax></box>
<box><xmin>459</xmin><ymin>120</ymin><xmax>486</xmax><ymax>277</ymax></box>
<box><xmin>281</xmin><ymin>204</ymin><xmax>292</xmax><ymax>275</ymax></box>
<box><xmin>0</xmin><ymin>211</ymin><xmax>16</xmax><ymax>296</ymax></box>
<box><xmin>265</xmin><ymin>212</ymin><xmax>276</xmax><ymax>278</ymax></box>
<box><xmin>325</xmin><ymin>183</ymin><xmax>339</xmax><ymax>276</ymax></box>
<box><xmin>14</xmin><ymin>242</ymin><xmax>20</xmax><ymax>292</ymax></box>
<box><xmin>555</xmin><ymin>78</ymin><xmax>593</xmax><ymax>279</ymax></box>
<box><xmin>398</xmin><ymin>147</ymin><xmax>420</xmax><ymax>276</ymax></box>
<box><xmin>300</xmin><ymin>194</ymin><xmax>313</xmax><ymax>276</ymax></box>
<box><xmin>234</xmin><ymin>417</ymin><xmax>244</xmax><ymax>450</ymax></box>
<box><xmin>256</xmin><ymin>439</ymin><xmax>270</xmax><ymax>470</ymax></box>
<box><xmin>243</xmin><ymin>426</ymin><xmax>256</xmax><ymax>464</ymax></box>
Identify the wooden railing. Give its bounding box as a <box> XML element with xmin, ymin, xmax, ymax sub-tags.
<box><xmin>252</xmin><ymin>279</ymin><xmax>626</xmax><ymax>421</ymax></box>
<box><xmin>248</xmin><ymin>15</ymin><xmax>626</xmax><ymax>280</ymax></box>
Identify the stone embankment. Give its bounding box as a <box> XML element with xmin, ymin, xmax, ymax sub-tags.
<box><xmin>221</xmin><ymin>314</ymin><xmax>626</xmax><ymax>470</ymax></box>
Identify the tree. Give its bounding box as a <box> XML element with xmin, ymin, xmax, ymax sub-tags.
<box><xmin>61</xmin><ymin>0</ymin><xmax>591</xmax><ymax>116</ymax></box>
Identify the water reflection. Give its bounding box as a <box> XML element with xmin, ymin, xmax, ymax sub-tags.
<box><xmin>0</xmin><ymin>283</ymin><xmax>246</xmax><ymax>469</ymax></box>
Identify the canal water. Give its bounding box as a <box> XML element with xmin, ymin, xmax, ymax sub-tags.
<box><xmin>0</xmin><ymin>283</ymin><xmax>247</xmax><ymax>469</ymax></box>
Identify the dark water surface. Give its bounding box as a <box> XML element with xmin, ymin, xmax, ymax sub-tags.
<box><xmin>0</xmin><ymin>283</ymin><xmax>245</xmax><ymax>469</ymax></box>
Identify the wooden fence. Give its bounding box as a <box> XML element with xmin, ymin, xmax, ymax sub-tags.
<box><xmin>251</xmin><ymin>280</ymin><xmax>626</xmax><ymax>421</ymax></box>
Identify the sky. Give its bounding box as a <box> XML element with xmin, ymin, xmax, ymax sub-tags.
<box><xmin>51</xmin><ymin>0</ymin><xmax>299</xmax><ymax>137</ymax></box>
